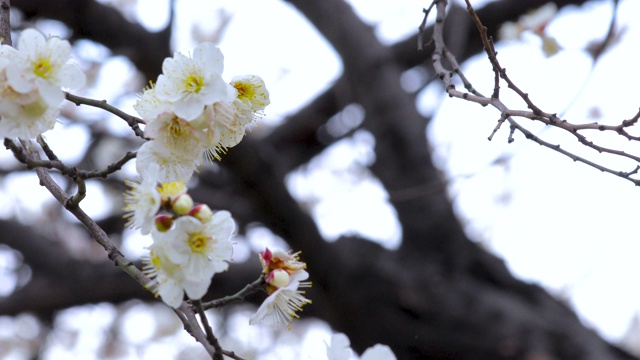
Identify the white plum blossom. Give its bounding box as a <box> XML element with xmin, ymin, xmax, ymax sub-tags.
<box><xmin>142</xmin><ymin>239</ymin><xmax>212</xmax><ymax>308</ymax></box>
<box><xmin>144</xmin><ymin>110</ymin><xmax>207</xmax><ymax>155</ymax></box>
<box><xmin>5</xmin><ymin>28</ymin><xmax>85</xmax><ymax>106</ymax></box>
<box><xmin>250</xmin><ymin>246</ymin><xmax>311</xmax><ymax>330</ymax></box>
<box><xmin>155</xmin><ymin>42</ymin><xmax>229</xmax><ymax>121</ymax></box>
<box><xmin>326</xmin><ymin>333</ymin><xmax>397</xmax><ymax>360</ymax></box>
<box><xmin>259</xmin><ymin>247</ymin><xmax>307</xmax><ymax>276</ymax></box>
<box><xmin>152</xmin><ymin>212</ymin><xmax>234</xmax><ymax>281</ymax></box>
<box><xmin>123</xmin><ymin>164</ymin><xmax>162</xmax><ymax>235</ymax></box>
<box><xmin>0</xmin><ymin>28</ymin><xmax>85</xmax><ymax>139</ymax></box>
<box><xmin>140</xmin><ymin>199</ymin><xmax>236</xmax><ymax>308</ymax></box>
<box><xmin>249</xmin><ymin>270</ymin><xmax>312</xmax><ymax>329</ymax></box>
<box><xmin>231</xmin><ymin>75</ymin><xmax>270</xmax><ymax>112</ymax></box>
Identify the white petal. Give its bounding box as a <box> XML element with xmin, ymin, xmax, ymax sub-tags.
<box><xmin>182</xmin><ymin>277</ymin><xmax>211</xmax><ymax>300</ymax></box>
<box><xmin>172</xmin><ymin>96</ymin><xmax>206</xmax><ymax>121</ymax></box>
<box><xmin>18</xmin><ymin>28</ymin><xmax>46</xmax><ymax>56</ymax></box>
<box><xmin>194</xmin><ymin>42</ymin><xmax>224</xmax><ymax>75</ymax></box>
<box><xmin>36</xmin><ymin>78</ymin><xmax>64</xmax><ymax>106</ymax></box>
<box><xmin>326</xmin><ymin>333</ymin><xmax>353</xmax><ymax>360</ymax></box>
<box><xmin>361</xmin><ymin>344</ymin><xmax>397</xmax><ymax>360</ymax></box>
<box><xmin>6</xmin><ymin>62</ymin><xmax>34</xmax><ymax>93</ymax></box>
<box><xmin>59</xmin><ymin>63</ymin><xmax>86</xmax><ymax>90</ymax></box>
<box><xmin>157</xmin><ymin>278</ymin><xmax>184</xmax><ymax>308</ymax></box>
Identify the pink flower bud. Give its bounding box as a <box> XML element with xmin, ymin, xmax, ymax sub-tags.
<box><xmin>189</xmin><ymin>204</ymin><xmax>213</xmax><ymax>223</ymax></box>
<box><xmin>155</xmin><ymin>214</ymin><xmax>174</xmax><ymax>232</ymax></box>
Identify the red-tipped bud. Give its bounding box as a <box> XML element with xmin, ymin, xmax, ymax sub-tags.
<box><xmin>154</xmin><ymin>214</ymin><xmax>174</xmax><ymax>232</ymax></box>
<box><xmin>189</xmin><ymin>204</ymin><xmax>213</xmax><ymax>223</ymax></box>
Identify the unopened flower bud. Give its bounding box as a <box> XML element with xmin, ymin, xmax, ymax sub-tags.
<box><xmin>266</xmin><ymin>268</ymin><xmax>290</xmax><ymax>289</ymax></box>
<box><xmin>172</xmin><ymin>194</ymin><xmax>194</xmax><ymax>215</ymax></box>
<box><xmin>155</xmin><ymin>214</ymin><xmax>174</xmax><ymax>232</ymax></box>
<box><xmin>189</xmin><ymin>204</ymin><xmax>213</xmax><ymax>223</ymax></box>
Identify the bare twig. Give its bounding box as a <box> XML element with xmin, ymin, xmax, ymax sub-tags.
<box><xmin>13</xmin><ymin>138</ymin><xmax>153</xmax><ymax>285</ymax></box>
<box><xmin>193</xmin><ymin>300</ymin><xmax>223</xmax><ymax>360</ymax></box>
<box><xmin>429</xmin><ymin>0</ymin><xmax>640</xmax><ymax>186</ymax></box>
<box><xmin>202</xmin><ymin>275</ymin><xmax>265</xmax><ymax>310</ymax></box>
<box><xmin>65</xmin><ymin>92</ymin><xmax>147</xmax><ymax>139</ymax></box>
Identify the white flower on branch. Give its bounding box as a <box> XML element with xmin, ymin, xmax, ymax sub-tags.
<box><xmin>5</xmin><ymin>28</ymin><xmax>85</xmax><ymax>106</ymax></box>
<box><xmin>0</xmin><ymin>28</ymin><xmax>85</xmax><ymax>139</ymax></box>
<box><xmin>250</xmin><ymin>248</ymin><xmax>311</xmax><ymax>328</ymax></box>
<box><xmin>231</xmin><ymin>74</ymin><xmax>270</xmax><ymax>112</ymax></box>
<box><xmin>143</xmin><ymin>239</ymin><xmax>212</xmax><ymax>308</ymax></box>
<box><xmin>141</xmin><ymin>208</ymin><xmax>235</xmax><ymax>308</ymax></box>
<box><xmin>249</xmin><ymin>270</ymin><xmax>312</xmax><ymax>329</ymax></box>
<box><xmin>152</xmin><ymin>212</ymin><xmax>234</xmax><ymax>282</ymax></box>
<box><xmin>155</xmin><ymin>42</ymin><xmax>229</xmax><ymax>121</ymax></box>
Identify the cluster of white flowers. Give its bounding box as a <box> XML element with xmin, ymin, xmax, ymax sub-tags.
<box><xmin>124</xmin><ymin>164</ymin><xmax>234</xmax><ymax>308</ymax></box>
<box><xmin>249</xmin><ymin>248</ymin><xmax>312</xmax><ymax>329</ymax></box>
<box><xmin>122</xmin><ymin>42</ymin><xmax>278</xmax><ymax>311</ymax></box>
<box><xmin>133</xmin><ymin>42</ymin><xmax>269</xmax><ymax>182</ymax></box>
<box><xmin>326</xmin><ymin>333</ymin><xmax>397</xmax><ymax>360</ymax></box>
<box><xmin>0</xmin><ymin>28</ymin><xmax>309</xmax><ymax>330</ymax></box>
<box><xmin>0</xmin><ymin>28</ymin><xmax>85</xmax><ymax>139</ymax></box>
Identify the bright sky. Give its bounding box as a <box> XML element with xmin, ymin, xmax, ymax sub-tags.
<box><xmin>3</xmin><ymin>0</ymin><xmax>640</xmax><ymax>358</ymax></box>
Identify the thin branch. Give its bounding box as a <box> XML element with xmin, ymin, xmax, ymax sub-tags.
<box><xmin>179</xmin><ymin>303</ymin><xmax>218</xmax><ymax>358</ymax></box>
<box><xmin>417</xmin><ymin>0</ymin><xmax>437</xmax><ymax>51</ymax></box>
<box><xmin>429</xmin><ymin>0</ymin><xmax>640</xmax><ymax>187</ymax></box>
<box><xmin>5</xmin><ymin>139</ymin><xmax>136</xmax><ymax>180</ymax></box>
<box><xmin>8</xmin><ymin>138</ymin><xmax>153</xmax><ymax>288</ymax></box>
<box><xmin>193</xmin><ymin>300</ymin><xmax>223</xmax><ymax>360</ymax></box>
<box><xmin>202</xmin><ymin>275</ymin><xmax>265</xmax><ymax>310</ymax></box>
<box><xmin>65</xmin><ymin>92</ymin><xmax>147</xmax><ymax>139</ymax></box>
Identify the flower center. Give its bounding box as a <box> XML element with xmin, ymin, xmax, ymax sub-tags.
<box><xmin>234</xmin><ymin>82</ymin><xmax>254</xmax><ymax>100</ymax></box>
<box><xmin>168</xmin><ymin>116</ymin><xmax>185</xmax><ymax>137</ymax></box>
<box><xmin>188</xmin><ymin>233</ymin><xmax>209</xmax><ymax>254</ymax></box>
<box><xmin>185</xmin><ymin>75</ymin><xmax>204</xmax><ymax>94</ymax></box>
<box><xmin>158</xmin><ymin>181</ymin><xmax>185</xmax><ymax>201</ymax></box>
<box><xmin>34</xmin><ymin>59</ymin><xmax>53</xmax><ymax>79</ymax></box>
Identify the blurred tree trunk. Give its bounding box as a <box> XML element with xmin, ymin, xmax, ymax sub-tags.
<box><xmin>1</xmin><ymin>0</ymin><xmax>637</xmax><ymax>359</ymax></box>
